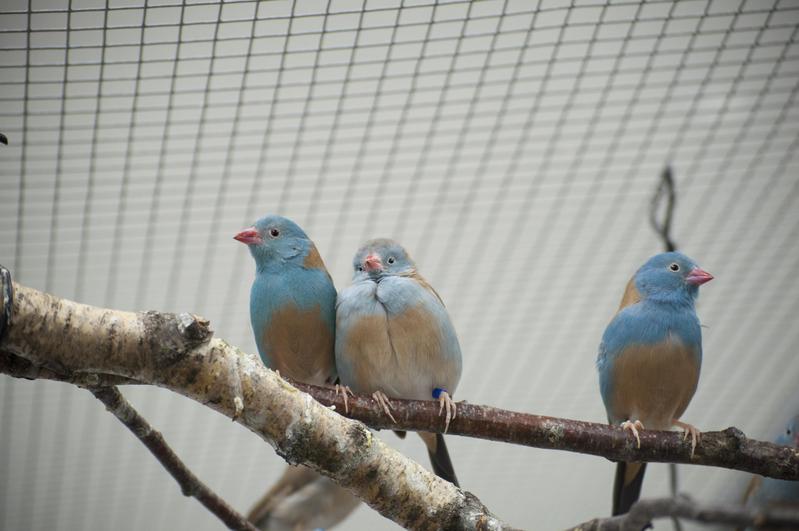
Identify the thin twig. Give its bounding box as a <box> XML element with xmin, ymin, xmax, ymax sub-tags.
<box><xmin>650</xmin><ymin>165</ymin><xmax>677</xmax><ymax>252</ymax></box>
<box><xmin>567</xmin><ymin>495</ymin><xmax>799</xmax><ymax>530</ymax></box>
<box><xmin>89</xmin><ymin>386</ymin><xmax>259</xmax><ymax>531</ymax></box>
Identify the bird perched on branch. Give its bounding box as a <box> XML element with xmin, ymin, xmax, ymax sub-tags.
<box><xmin>596</xmin><ymin>251</ymin><xmax>713</xmax><ymax>516</ymax></box>
<box><xmin>335</xmin><ymin>239</ymin><xmax>462</xmax><ymax>486</ymax></box>
<box><xmin>235</xmin><ymin>214</ymin><xmax>359</xmax><ymax>530</ymax></box>
<box><xmin>742</xmin><ymin>412</ymin><xmax>799</xmax><ymax>515</ymax></box>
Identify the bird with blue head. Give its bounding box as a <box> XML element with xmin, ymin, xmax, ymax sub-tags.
<box><xmin>335</xmin><ymin>238</ymin><xmax>462</xmax><ymax>486</ymax></box>
<box><xmin>235</xmin><ymin>214</ymin><xmax>359</xmax><ymax>530</ymax></box>
<box><xmin>596</xmin><ymin>251</ymin><xmax>713</xmax><ymax>516</ymax></box>
<box><xmin>234</xmin><ymin>215</ymin><xmax>338</xmax><ymax>385</ymax></box>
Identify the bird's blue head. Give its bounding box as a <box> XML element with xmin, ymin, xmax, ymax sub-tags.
<box><xmin>634</xmin><ymin>251</ymin><xmax>713</xmax><ymax>302</ymax></box>
<box><xmin>234</xmin><ymin>214</ymin><xmax>312</xmax><ymax>271</ymax></box>
<box><xmin>775</xmin><ymin>414</ymin><xmax>799</xmax><ymax>448</ymax></box>
<box><xmin>352</xmin><ymin>238</ymin><xmax>415</xmax><ymax>282</ymax></box>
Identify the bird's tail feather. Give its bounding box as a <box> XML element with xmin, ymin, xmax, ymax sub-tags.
<box><xmin>613</xmin><ymin>461</ymin><xmax>646</xmax><ymax>516</ymax></box>
<box><xmin>419</xmin><ymin>432</ymin><xmax>459</xmax><ymax>487</ymax></box>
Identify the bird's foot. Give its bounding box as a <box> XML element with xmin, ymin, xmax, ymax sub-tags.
<box><xmin>335</xmin><ymin>384</ymin><xmax>355</xmax><ymax>414</ymax></box>
<box><xmin>620</xmin><ymin>419</ymin><xmax>645</xmax><ymax>448</ymax></box>
<box><xmin>672</xmin><ymin>419</ymin><xmax>701</xmax><ymax>457</ymax></box>
<box><xmin>372</xmin><ymin>390</ymin><xmax>396</xmax><ymax>423</ymax></box>
<box><xmin>437</xmin><ymin>391</ymin><xmax>457</xmax><ymax>433</ymax></box>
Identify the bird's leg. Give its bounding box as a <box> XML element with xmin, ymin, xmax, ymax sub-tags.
<box><xmin>334</xmin><ymin>384</ymin><xmax>355</xmax><ymax>414</ymax></box>
<box><xmin>434</xmin><ymin>389</ymin><xmax>456</xmax><ymax>433</ymax></box>
<box><xmin>620</xmin><ymin>419</ymin><xmax>645</xmax><ymax>448</ymax></box>
<box><xmin>672</xmin><ymin>419</ymin><xmax>701</xmax><ymax>457</ymax></box>
<box><xmin>372</xmin><ymin>390</ymin><xmax>396</xmax><ymax>423</ymax></box>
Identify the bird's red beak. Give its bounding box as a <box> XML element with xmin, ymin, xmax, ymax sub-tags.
<box><xmin>686</xmin><ymin>267</ymin><xmax>713</xmax><ymax>286</ymax></box>
<box><xmin>234</xmin><ymin>227</ymin><xmax>262</xmax><ymax>245</ymax></box>
<box><xmin>364</xmin><ymin>254</ymin><xmax>383</xmax><ymax>272</ymax></box>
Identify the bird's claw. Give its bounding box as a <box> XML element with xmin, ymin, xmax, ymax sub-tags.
<box><xmin>672</xmin><ymin>419</ymin><xmax>701</xmax><ymax>457</ymax></box>
<box><xmin>335</xmin><ymin>384</ymin><xmax>354</xmax><ymax>414</ymax></box>
<box><xmin>620</xmin><ymin>420</ymin><xmax>645</xmax><ymax>448</ymax></box>
<box><xmin>437</xmin><ymin>391</ymin><xmax>456</xmax><ymax>433</ymax></box>
<box><xmin>372</xmin><ymin>390</ymin><xmax>396</xmax><ymax>423</ymax></box>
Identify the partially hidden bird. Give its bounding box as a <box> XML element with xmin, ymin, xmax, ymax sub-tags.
<box><xmin>245</xmin><ymin>465</ymin><xmax>361</xmax><ymax>531</ymax></box>
<box><xmin>742</xmin><ymin>412</ymin><xmax>799</xmax><ymax>514</ymax></box>
<box><xmin>335</xmin><ymin>239</ymin><xmax>462</xmax><ymax>486</ymax></box>
<box><xmin>235</xmin><ymin>214</ymin><xmax>359</xmax><ymax>530</ymax></box>
<box><xmin>596</xmin><ymin>251</ymin><xmax>713</xmax><ymax>516</ymax></box>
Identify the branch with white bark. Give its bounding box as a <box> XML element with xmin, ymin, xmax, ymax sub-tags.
<box><xmin>0</xmin><ymin>280</ymin><xmax>508</xmax><ymax>530</ymax></box>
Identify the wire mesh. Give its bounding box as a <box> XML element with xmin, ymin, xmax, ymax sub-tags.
<box><xmin>1</xmin><ymin>0</ymin><xmax>798</xmax><ymax>529</ymax></box>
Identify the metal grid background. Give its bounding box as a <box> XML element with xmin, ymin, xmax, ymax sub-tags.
<box><xmin>1</xmin><ymin>0</ymin><xmax>798</xmax><ymax>529</ymax></box>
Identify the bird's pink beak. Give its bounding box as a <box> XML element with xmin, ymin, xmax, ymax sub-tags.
<box><xmin>234</xmin><ymin>227</ymin><xmax>262</xmax><ymax>245</ymax></box>
<box><xmin>686</xmin><ymin>267</ymin><xmax>713</xmax><ymax>286</ymax></box>
<box><xmin>364</xmin><ymin>254</ymin><xmax>383</xmax><ymax>272</ymax></box>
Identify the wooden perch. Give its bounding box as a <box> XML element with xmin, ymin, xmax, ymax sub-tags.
<box><xmin>290</xmin><ymin>381</ymin><xmax>799</xmax><ymax>481</ymax></box>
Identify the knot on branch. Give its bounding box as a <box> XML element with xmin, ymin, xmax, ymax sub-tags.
<box><xmin>722</xmin><ymin>426</ymin><xmax>747</xmax><ymax>450</ymax></box>
<box><xmin>177</xmin><ymin>312</ymin><xmax>212</xmax><ymax>342</ymax></box>
<box><xmin>140</xmin><ymin>311</ymin><xmax>213</xmax><ymax>369</ymax></box>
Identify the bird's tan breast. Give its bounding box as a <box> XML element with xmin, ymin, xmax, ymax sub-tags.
<box><xmin>610</xmin><ymin>339</ymin><xmax>699</xmax><ymax>429</ymax></box>
<box><xmin>343</xmin><ymin>304</ymin><xmax>453</xmax><ymax>399</ymax></box>
<box><xmin>263</xmin><ymin>304</ymin><xmax>335</xmax><ymax>385</ymax></box>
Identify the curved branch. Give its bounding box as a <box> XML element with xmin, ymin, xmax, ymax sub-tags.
<box><xmin>568</xmin><ymin>495</ymin><xmax>799</xmax><ymax>530</ymax></box>
<box><xmin>650</xmin><ymin>164</ymin><xmax>677</xmax><ymax>252</ymax></box>
<box><xmin>0</xmin><ymin>281</ymin><xmax>508</xmax><ymax>530</ymax></box>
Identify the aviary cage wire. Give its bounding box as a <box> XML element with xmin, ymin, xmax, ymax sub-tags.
<box><xmin>1</xmin><ymin>0</ymin><xmax>798</xmax><ymax>529</ymax></box>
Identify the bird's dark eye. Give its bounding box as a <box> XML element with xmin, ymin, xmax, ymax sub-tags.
<box><xmin>269</xmin><ymin>228</ymin><xmax>280</xmax><ymax>238</ymax></box>
<box><xmin>387</xmin><ymin>257</ymin><xmax>395</xmax><ymax>265</ymax></box>
<box><xmin>788</xmin><ymin>428</ymin><xmax>793</xmax><ymax>436</ymax></box>
<box><xmin>669</xmin><ymin>263</ymin><xmax>680</xmax><ymax>272</ymax></box>
<box><xmin>356</xmin><ymin>265</ymin><xmax>364</xmax><ymax>272</ymax></box>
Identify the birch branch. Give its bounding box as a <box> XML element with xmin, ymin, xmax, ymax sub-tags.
<box><xmin>0</xmin><ymin>281</ymin><xmax>509</xmax><ymax>530</ymax></box>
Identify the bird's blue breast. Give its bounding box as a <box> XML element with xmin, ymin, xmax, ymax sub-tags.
<box><xmin>599</xmin><ymin>301</ymin><xmax>701</xmax><ymax>362</ymax></box>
